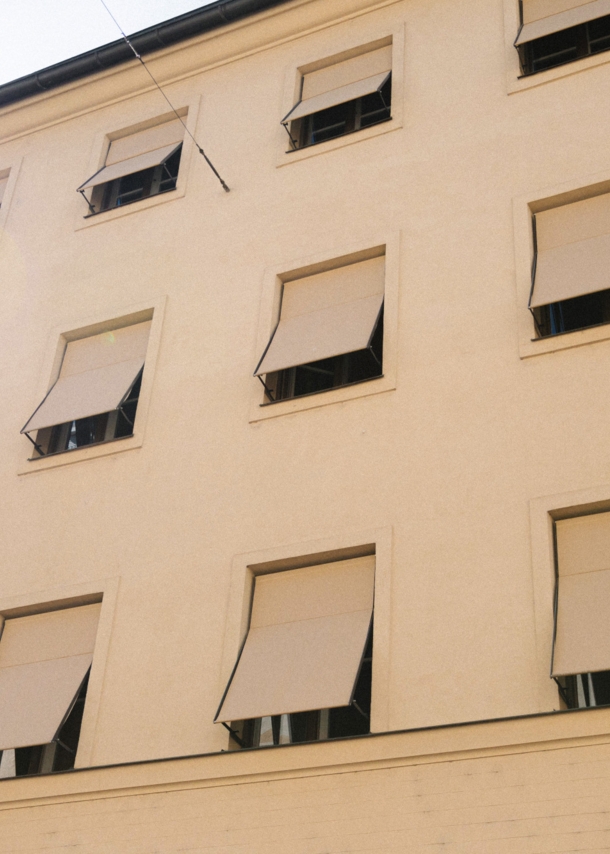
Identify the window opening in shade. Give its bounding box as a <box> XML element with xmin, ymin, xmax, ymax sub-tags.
<box><xmin>292</xmin><ymin>76</ymin><xmax>392</xmax><ymax>149</ymax></box>
<box><xmin>528</xmin><ymin>194</ymin><xmax>610</xmax><ymax>337</ymax></box>
<box><xmin>96</xmin><ymin>145</ymin><xmax>182</xmax><ymax>213</ymax></box>
<box><xmin>254</xmin><ymin>255</ymin><xmax>385</xmax><ymax>403</ymax></box>
<box><xmin>215</xmin><ymin>556</ymin><xmax>375</xmax><ymax>748</ymax></box>
<box><xmin>77</xmin><ymin>117</ymin><xmax>185</xmax><ymax>215</ymax></box>
<box><xmin>0</xmin><ymin>603</ymin><xmax>100</xmax><ymax>778</ymax></box>
<box><xmin>518</xmin><ymin>13</ymin><xmax>610</xmax><ymax>75</ymax></box>
<box><xmin>532</xmin><ymin>289</ymin><xmax>610</xmax><ymax>336</ymax></box>
<box><xmin>0</xmin><ymin>671</ymin><xmax>89</xmax><ymax>778</ymax></box>
<box><xmin>281</xmin><ymin>44</ymin><xmax>392</xmax><ymax>151</ymax></box>
<box><xmin>270</xmin><ymin>309</ymin><xmax>383</xmax><ymax>401</ymax></box>
<box><xmin>21</xmin><ymin>320</ymin><xmax>150</xmax><ymax>458</ymax></box>
<box><xmin>238</xmin><ymin>627</ymin><xmax>372</xmax><ymax>748</ymax></box>
<box><xmin>556</xmin><ymin>670</ymin><xmax>610</xmax><ymax>709</ymax></box>
<box><xmin>42</xmin><ymin>371</ymin><xmax>142</xmax><ymax>455</ymax></box>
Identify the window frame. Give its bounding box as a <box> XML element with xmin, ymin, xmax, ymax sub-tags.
<box><xmin>74</xmin><ymin>100</ymin><xmax>200</xmax><ymax>232</ymax></box>
<box><xmin>249</xmin><ymin>234</ymin><xmax>399</xmax><ymax>422</ymax></box>
<box><xmin>529</xmin><ymin>485</ymin><xmax>610</xmax><ymax>713</ymax></box>
<box><xmin>276</xmin><ymin>27</ymin><xmax>404</xmax><ymax>169</ymax></box>
<box><xmin>216</xmin><ymin>527</ymin><xmax>393</xmax><ymax>752</ymax></box>
<box><xmin>0</xmin><ymin>577</ymin><xmax>118</xmax><ymax>773</ymax></box>
<box><xmin>18</xmin><ymin>297</ymin><xmax>166</xmax><ymax>474</ymax></box>
<box><xmin>504</xmin><ymin>0</ymin><xmax>610</xmax><ymax>93</ymax></box>
<box><xmin>513</xmin><ymin>172</ymin><xmax>610</xmax><ymax>358</ymax></box>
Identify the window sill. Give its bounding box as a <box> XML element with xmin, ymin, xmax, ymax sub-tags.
<box><xmin>508</xmin><ymin>46</ymin><xmax>610</xmax><ymax>94</ymax></box>
<box><xmin>249</xmin><ymin>373</ymin><xmax>395</xmax><ymax>422</ymax></box>
<box><xmin>276</xmin><ymin>115</ymin><xmax>401</xmax><ymax>168</ymax></box>
<box><xmin>18</xmin><ymin>432</ymin><xmax>143</xmax><ymax>475</ymax></box>
<box><xmin>519</xmin><ymin>320</ymin><xmax>610</xmax><ymax>359</ymax></box>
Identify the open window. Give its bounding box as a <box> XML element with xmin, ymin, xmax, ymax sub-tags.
<box><xmin>552</xmin><ymin>513</ymin><xmax>610</xmax><ymax>710</ymax></box>
<box><xmin>0</xmin><ymin>604</ymin><xmax>100</xmax><ymax>778</ymax></box>
<box><xmin>516</xmin><ymin>1</ymin><xmax>610</xmax><ymax>74</ymax></box>
<box><xmin>254</xmin><ymin>256</ymin><xmax>384</xmax><ymax>402</ymax></box>
<box><xmin>215</xmin><ymin>556</ymin><xmax>374</xmax><ymax>748</ymax></box>
<box><xmin>21</xmin><ymin>320</ymin><xmax>151</xmax><ymax>457</ymax></box>
<box><xmin>529</xmin><ymin>192</ymin><xmax>610</xmax><ymax>337</ymax></box>
<box><xmin>77</xmin><ymin>118</ymin><xmax>184</xmax><ymax>215</ymax></box>
<box><xmin>282</xmin><ymin>45</ymin><xmax>392</xmax><ymax>150</ymax></box>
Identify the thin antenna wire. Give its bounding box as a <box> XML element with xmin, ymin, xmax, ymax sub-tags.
<box><xmin>98</xmin><ymin>0</ymin><xmax>230</xmax><ymax>192</ymax></box>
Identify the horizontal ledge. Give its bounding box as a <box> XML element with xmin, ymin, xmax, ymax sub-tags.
<box><xmin>1</xmin><ymin>704</ymin><xmax>610</xmax><ymax>806</ymax></box>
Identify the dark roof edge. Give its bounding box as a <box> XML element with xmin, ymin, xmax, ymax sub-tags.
<box><xmin>0</xmin><ymin>0</ymin><xmax>291</xmax><ymax>109</ymax></box>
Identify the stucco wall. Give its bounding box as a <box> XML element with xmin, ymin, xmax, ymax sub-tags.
<box><xmin>0</xmin><ymin>0</ymin><xmax>608</xmax><ymax>822</ymax></box>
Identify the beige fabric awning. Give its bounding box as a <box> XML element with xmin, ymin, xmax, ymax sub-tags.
<box><xmin>516</xmin><ymin>0</ymin><xmax>610</xmax><ymax>44</ymax></box>
<box><xmin>283</xmin><ymin>73</ymin><xmax>390</xmax><ymax>123</ymax></box>
<box><xmin>78</xmin><ymin>118</ymin><xmax>184</xmax><ymax>191</ymax></box>
<box><xmin>255</xmin><ymin>256</ymin><xmax>384</xmax><ymax>376</ymax></box>
<box><xmin>530</xmin><ymin>193</ymin><xmax>610</xmax><ymax>308</ymax></box>
<box><xmin>0</xmin><ymin>604</ymin><xmax>100</xmax><ymax>750</ymax></box>
<box><xmin>553</xmin><ymin>513</ymin><xmax>610</xmax><ymax>676</ymax></box>
<box><xmin>22</xmin><ymin>320</ymin><xmax>151</xmax><ymax>434</ymax></box>
<box><xmin>215</xmin><ymin>556</ymin><xmax>375</xmax><ymax>723</ymax></box>
<box><xmin>282</xmin><ymin>45</ymin><xmax>392</xmax><ymax>123</ymax></box>
<box><xmin>0</xmin><ymin>174</ymin><xmax>8</xmax><ymax>207</ymax></box>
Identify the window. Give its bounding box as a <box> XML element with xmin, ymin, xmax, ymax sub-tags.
<box><xmin>215</xmin><ymin>556</ymin><xmax>374</xmax><ymax>748</ymax></box>
<box><xmin>77</xmin><ymin>118</ymin><xmax>184</xmax><ymax>215</ymax></box>
<box><xmin>516</xmin><ymin>1</ymin><xmax>610</xmax><ymax>74</ymax></box>
<box><xmin>254</xmin><ymin>256</ymin><xmax>384</xmax><ymax>402</ymax></box>
<box><xmin>551</xmin><ymin>513</ymin><xmax>610</xmax><ymax>710</ymax></box>
<box><xmin>529</xmin><ymin>192</ymin><xmax>610</xmax><ymax>336</ymax></box>
<box><xmin>0</xmin><ymin>170</ymin><xmax>9</xmax><ymax>208</ymax></box>
<box><xmin>21</xmin><ymin>320</ymin><xmax>151</xmax><ymax>457</ymax></box>
<box><xmin>282</xmin><ymin>45</ymin><xmax>392</xmax><ymax>150</ymax></box>
<box><xmin>0</xmin><ymin>604</ymin><xmax>100</xmax><ymax>778</ymax></box>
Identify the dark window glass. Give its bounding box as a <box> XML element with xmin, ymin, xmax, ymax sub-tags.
<box><xmin>96</xmin><ymin>145</ymin><xmax>182</xmax><ymax>213</ymax></box>
<box><xmin>533</xmin><ymin>289</ymin><xmax>610</xmax><ymax>337</ymax></box>
<box><xmin>271</xmin><ymin>310</ymin><xmax>383</xmax><ymax>402</ymax></box>
<box><xmin>520</xmin><ymin>15</ymin><xmax>610</xmax><ymax>75</ymax></box>
<box><xmin>560</xmin><ymin>670</ymin><xmax>610</xmax><ymax>708</ymax></box>
<box><xmin>296</xmin><ymin>77</ymin><xmax>391</xmax><ymax>149</ymax></box>
<box><xmin>238</xmin><ymin>627</ymin><xmax>372</xmax><ymax>749</ymax></box>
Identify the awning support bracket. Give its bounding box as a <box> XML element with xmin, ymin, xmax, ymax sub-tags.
<box><xmin>257</xmin><ymin>375</ymin><xmax>276</xmax><ymax>402</ymax></box>
<box><xmin>78</xmin><ymin>189</ymin><xmax>96</xmax><ymax>216</ymax></box>
<box><xmin>553</xmin><ymin>675</ymin><xmax>570</xmax><ymax>707</ymax></box>
<box><xmin>221</xmin><ymin>722</ymin><xmax>244</xmax><ymax>747</ymax></box>
<box><xmin>281</xmin><ymin>121</ymin><xmax>299</xmax><ymax>151</ymax></box>
<box><xmin>24</xmin><ymin>432</ymin><xmax>45</xmax><ymax>457</ymax></box>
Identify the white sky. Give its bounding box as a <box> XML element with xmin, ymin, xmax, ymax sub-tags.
<box><xmin>0</xmin><ymin>1</ymin><xmax>217</xmax><ymax>86</ymax></box>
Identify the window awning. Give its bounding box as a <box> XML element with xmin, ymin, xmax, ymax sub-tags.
<box><xmin>516</xmin><ymin>0</ymin><xmax>610</xmax><ymax>45</ymax></box>
<box><xmin>78</xmin><ymin>117</ymin><xmax>184</xmax><ymax>191</ymax></box>
<box><xmin>254</xmin><ymin>256</ymin><xmax>384</xmax><ymax>376</ymax></box>
<box><xmin>282</xmin><ymin>44</ymin><xmax>392</xmax><ymax>123</ymax></box>
<box><xmin>283</xmin><ymin>72</ymin><xmax>390</xmax><ymax>123</ymax></box>
<box><xmin>0</xmin><ymin>604</ymin><xmax>100</xmax><ymax>750</ymax></box>
<box><xmin>530</xmin><ymin>193</ymin><xmax>610</xmax><ymax>308</ymax></box>
<box><xmin>553</xmin><ymin>513</ymin><xmax>610</xmax><ymax>676</ymax></box>
<box><xmin>22</xmin><ymin>320</ymin><xmax>151</xmax><ymax>434</ymax></box>
<box><xmin>215</xmin><ymin>556</ymin><xmax>375</xmax><ymax>723</ymax></box>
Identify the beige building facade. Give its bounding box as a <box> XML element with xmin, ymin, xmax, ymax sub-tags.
<box><xmin>1</xmin><ymin>0</ymin><xmax>610</xmax><ymax>849</ymax></box>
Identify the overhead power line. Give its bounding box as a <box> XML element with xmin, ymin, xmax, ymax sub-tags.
<box><xmin>98</xmin><ymin>0</ymin><xmax>230</xmax><ymax>192</ymax></box>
